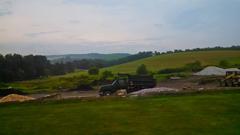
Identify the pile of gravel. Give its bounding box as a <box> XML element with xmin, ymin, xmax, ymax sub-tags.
<box><xmin>129</xmin><ymin>87</ymin><xmax>179</xmax><ymax>96</ymax></box>
<box><xmin>194</xmin><ymin>66</ymin><xmax>240</xmax><ymax>76</ymax></box>
<box><xmin>194</xmin><ymin>66</ymin><xmax>226</xmax><ymax>76</ymax></box>
<box><xmin>0</xmin><ymin>94</ymin><xmax>35</xmax><ymax>103</ymax></box>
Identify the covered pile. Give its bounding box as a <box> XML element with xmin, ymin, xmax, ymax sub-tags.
<box><xmin>0</xmin><ymin>94</ymin><xmax>35</xmax><ymax>103</ymax></box>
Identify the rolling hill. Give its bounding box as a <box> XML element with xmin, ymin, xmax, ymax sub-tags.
<box><xmin>5</xmin><ymin>50</ymin><xmax>240</xmax><ymax>93</ymax></box>
<box><xmin>47</xmin><ymin>53</ymin><xmax>130</xmax><ymax>63</ymax></box>
<box><xmin>105</xmin><ymin>50</ymin><xmax>240</xmax><ymax>73</ymax></box>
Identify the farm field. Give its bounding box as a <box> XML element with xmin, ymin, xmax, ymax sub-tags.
<box><xmin>1</xmin><ymin>90</ymin><xmax>240</xmax><ymax>135</ymax></box>
<box><xmin>105</xmin><ymin>50</ymin><xmax>240</xmax><ymax>73</ymax></box>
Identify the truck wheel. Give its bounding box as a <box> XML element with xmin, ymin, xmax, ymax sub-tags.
<box><xmin>104</xmin><ymin>91</ymin><xmax>111</xmax><ymax>96</ymax></box>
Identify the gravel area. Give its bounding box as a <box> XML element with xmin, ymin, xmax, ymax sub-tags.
<box><xmin>129</xmin><ymin>87</ymin><xmax>179</xmax><ymax>96</ymax></box>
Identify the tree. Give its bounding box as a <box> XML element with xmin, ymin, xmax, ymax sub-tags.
<box><xmin>219</xmin><ymin>60</ymin><xmax>230</xmax><ymax>68</ymax></box>
<box><xmin>88</xmin><ymin>67</ymin><xmax>99</xmax><ymax>75</ymax></box>
<box><xmin>184</xmin><ymin>61</ymin><xmax>202</xmax><ymax>72</ymax></box>
<box><xmin>136</xmin><ymin>64</ymin><xmax>148</xmax><ymax>75</ymax></box>
<box><xmin>101</xmin><ymin>70</ymin><xmax>113</xmax><ymax>80</ymax></box>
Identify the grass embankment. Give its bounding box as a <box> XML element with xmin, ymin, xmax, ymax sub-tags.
<box><xmin>5</xmin><ymin>50</ymin><xmax>240</xmax><ymax>93</ymax></box>
<box><xmin>1</xmin><ymin>90</ymin><xmax>240</xmax><ymax>135</ymax></box>
<box><xmin>7</xmin><ymin>71</ymin><xmax>98</xmax><ymax>93</ymax></box>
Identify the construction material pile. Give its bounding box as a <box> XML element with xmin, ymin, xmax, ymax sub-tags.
<box><xmin>129</xmin><ymin>87</ymin><xmax>179</xmax><ymax>96</ymax></box>
<box><xmin>0</xmin><ymin>94</ymin><xmax>35</xmax><ymax>103</ymax></box>
<box><xmin>194</xmin><ymin>66</ymin><xmax>240</xmax><ymax>76</ymax></box>
<box><xmin>194</xmin><ymin>66</ymin><xmax>225</xmax><ymax>76</ymax></box>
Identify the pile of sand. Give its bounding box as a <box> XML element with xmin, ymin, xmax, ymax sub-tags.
<box><xmin>129</xmin><ymin>87</ymin><xmax>179</xmax><ymax>96</ymax></box>
<box><xmin>0</xmin><ymin>94</ymin><xmax>35</xmax><ymax>103</ymax></box>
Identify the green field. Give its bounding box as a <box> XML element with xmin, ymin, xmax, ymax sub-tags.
<box><xmin>105</xmin><ymin>50</ymin><xmax>240</xmax><ymax>73</ymax></box>
<box><xmin>1</xmin><ymin>90</ymin><xmax>240</xmax><ymax>135</ymax></box>
<box><xmin>4</xmin><ymin>50</ymin><xmax>240</xmax><ymax>93</ymax></box>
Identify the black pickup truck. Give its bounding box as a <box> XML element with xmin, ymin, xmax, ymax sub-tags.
<box><xmin>99</xmin><ymin>74</ymin><xmax>156</xmax><ymax>96</ymax></box>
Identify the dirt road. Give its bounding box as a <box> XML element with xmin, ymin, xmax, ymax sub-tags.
<box><xmin>29</xmin><ymin>90</ymin><xmax>99</xmax><ymax>99</ymax></box>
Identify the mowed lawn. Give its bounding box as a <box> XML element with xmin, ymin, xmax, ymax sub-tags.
<box><xmin>1</xmin><ymin>91</ymin><xmax>240</xmax><ymax>135</ymax></box>
<box><xmin>105</xmin><ymin>50</ymin><xmax>240</xmax><ymax>73</ymax></box>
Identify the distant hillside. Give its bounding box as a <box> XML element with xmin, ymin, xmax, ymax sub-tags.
<box><xmin>7</xmin><ymin>50</ymin><xmax>240</xmax><ymax>93</ymax></box>
<box><xmin>47</xmin><ymin>53</ymin><xmax>130</xmax><ymax>63</ymax></box>
<box><xmin>105</xmin><ymin>50</ymin><xmax>240</xmax><ymax>73</ymax></box>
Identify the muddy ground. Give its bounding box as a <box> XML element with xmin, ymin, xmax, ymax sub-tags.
<box><xmin>158</xmin><ymin>75</ymin><xmax>221</xmax><ymax>90</ymax></box>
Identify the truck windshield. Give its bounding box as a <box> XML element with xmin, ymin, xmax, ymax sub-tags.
<box><xmin>112</xmin><ymin>80</ymin><xmax>118</xmax><ymax>85</ymax></box>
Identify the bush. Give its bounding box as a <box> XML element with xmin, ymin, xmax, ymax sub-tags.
<box><xmin>101</xmin><ymin>70</ymin><xmax>114</xmax><ymax>80</ymax></box>
<box><xmin>158</xmin><ymin>61</ymin><xmax>203</xmax><ymax>74</ymax></box>
<box><xmin>184</xmin><ymin>61</ymin><xmax>202</xmax><ymax>72</ymax></box>
<box><xmin>158</xmin><ymin>67</ymin><xmax>185</xmax><ymax>74</ymax></box>
<box><xmin>136</xmin><ymin>64</ymin><xmax>148</xmax><ymax>75</ymax></box>
<box><xmin>219</xmin><ymin>60</ymin><xmax>230</xmax><ymax>68</ymax></box>
<box><xmin>88</xmin><ymin>67</ymin><xmax>99</xmax><ymax>75</ymax></box>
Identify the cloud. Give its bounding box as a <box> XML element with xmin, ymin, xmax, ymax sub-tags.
<box><xmin>25</xmin><ymin>31</ymin><xmax>62</xmax><ymax>38</ymax></box>
<box><xmin>0</xmin><ymin>0</ymin><xmax>240</xmax><ymax>55</ymax></box>
<box><xmin>0</xmin><ymin>0</ymin><xmax>14</xmax><ymax>16</ymax></box>
<box><xmin>0</xmin><ymin>28</ymin><xmax>6</xmax><ymax>32</ymax></box>
<box><xmin>68</xmin><ymin>20</ymin><xmax>81</xmax><ymax>24</ymax></box>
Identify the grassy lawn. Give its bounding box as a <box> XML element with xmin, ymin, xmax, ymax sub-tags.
<box><xmin>1</xmin><ymin>90</ymin><xmax>240</xmax><ymax>135</ymax></box>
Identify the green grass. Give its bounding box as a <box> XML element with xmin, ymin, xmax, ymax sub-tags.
<box><xmin>105</xmin><ymin>50</ymin><xmax>240</xmax><ymax>73</ymax></box>
<box><xmin>1</xmin><ymin>90</ymin><xmax>240</xmax><ymax>135</ymax></box>
<box><xmin>4</xmin><ymin>50</ymin><xmax>240</xmax><ymax>93</ymax></box>
<box><xmin>7</xmin><ymin>71</ymin><xmax>99</xmax><ymax>93</ymax></box>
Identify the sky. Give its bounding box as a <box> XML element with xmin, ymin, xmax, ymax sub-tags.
<box><xmin>0</xmin><ymin>0</ymin><xmax>240</xmax><ymax>55</ymax></box>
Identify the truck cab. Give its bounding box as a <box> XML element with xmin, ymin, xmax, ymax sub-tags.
<box><xmin>99</xmin><ymin>79</ymin><xmax>127</xmax><ymax>96</ymax></box>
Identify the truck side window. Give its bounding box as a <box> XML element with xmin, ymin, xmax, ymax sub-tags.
<box><xmin>118</xmin><ymin>79</ymin><xmax>125</xmax><ymax>86</ymax></box>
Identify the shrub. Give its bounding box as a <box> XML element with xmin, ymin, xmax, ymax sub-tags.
<box><xmin>101</xmin><ymin>70</ymin><xmax>114</xmax><ymax>80</ymax></box>
<box><xmin>158</xmin><ymin>67</ymin><xmax>185</xmax><ymax>74</ymax></box>
<box><xmin>184</xmin><ymin>61</ymin><xmax>202</xmax><ymax>72</ymax></box>
<box><xmin>219</xmin><ymin>60</ymin><xmax>230</xmax><ymax>68</ymax></box>
<box><xmin>136</xmin><ymin>64</ymin><xmax>148</xmax><ymax>75</ymax></box>
<box><xmin>158</xmin><ymin>61</ymin><xmax>203</xmax><ymax>74</ymax></box>
<box><xmin>88</xmin><ymin>67</ymin><xmax>99</xmax><ymax>75</ymax></box>
<box><xmin>74</xmin><ymin>75</ymin><xmax>94</xmax><ymax>90</ymax></box>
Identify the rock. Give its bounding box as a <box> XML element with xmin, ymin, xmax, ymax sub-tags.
<box><xmin>116</xmin><ymin>89</ymin><xmax>127</xmax><ymax>97</ymax></box>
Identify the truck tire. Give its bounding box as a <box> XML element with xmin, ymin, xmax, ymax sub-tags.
<box><xmin>104</xmin><ymin>91</ymin><xmax>111</xmax><ymax>96</ymax></box>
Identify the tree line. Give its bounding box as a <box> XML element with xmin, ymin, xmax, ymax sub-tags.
<box><xmin>153</xmin><ymin>45</ymin><xmax>240</xmax><ymax>55</ymax></box>
<box><xmin>0</xmin><ymin>52</ymin><xmax>153</xmax><ymax>82</ymax></box>
<box><xmin>1</xmin><ymin>45</ymin><xmax>239</xmax><ymax>82</ymax></box>
<box><xmin>0</xmin><ymin>54</ymin><xmax>105</xmax><ymax>82</ymax></box>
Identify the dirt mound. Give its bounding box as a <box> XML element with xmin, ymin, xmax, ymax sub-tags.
<box><xmin>129</xmin><ymin>87</ymin><xmax>179</xmax><ymax>96</ymax></box>
<box><xmin>0</xmin><ymin>94</ymin><xmax>35</xmax><ymax>103</ymax></box>
<box><xmin>194</xmin><ymin>66</ymin><xmax>225</xmax><ymax>76</ymax></box>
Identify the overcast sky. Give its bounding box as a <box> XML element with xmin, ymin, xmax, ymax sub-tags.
<box><xmin>0</xmin><ymin>0</ymin><xmax>240</xmax><ymax>55</ymax></box>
